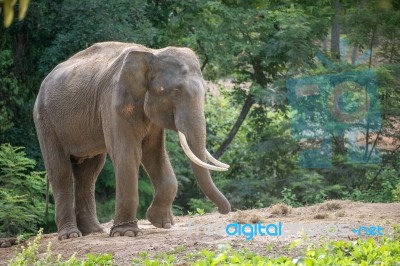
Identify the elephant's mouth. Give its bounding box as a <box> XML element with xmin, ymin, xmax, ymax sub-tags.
<box><xmin>177</xmin><ymin>131</ymin><xmax>230</xmax><ymax>171</ymax></box>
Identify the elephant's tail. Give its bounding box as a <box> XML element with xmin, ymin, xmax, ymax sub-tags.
<box><xmin>45</xmin><ymin>173</ymin><xmax>49</xmax><ymax>226</ymax></box>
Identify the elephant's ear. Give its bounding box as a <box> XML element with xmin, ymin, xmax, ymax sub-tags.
<box><xmin>117</xmin><ymin>48</ymin><xmax>155</xmax><ymax>100</ymax></box>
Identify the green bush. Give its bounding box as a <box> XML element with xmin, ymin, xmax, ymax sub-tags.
<box><xmin>8</xmin><ymin>229</ymin><xmax>114</xmax><ymax>266</ymax></box>
<box><xmin>10</xmin><ymin>226</ymin><xmax>400</xmax><ymax>265</ymax></box>
<box><xmin>393</xmin><ymin>183</ymin><xmax>400</xmax><ymax>202</ymax></box>
<box><xmin>187</xmin><ymin>198</ymin><xmax>215</xmax><ymax>213</ymax></box>
<box><xmin>0</xmin><ymin>49</ymin><xmax>22</xmax><ymax>134</ymax></box>
<box><xmin>0</xmin><ymin>144</ymin><xmax>49</xmax><ymax>237</ymax></box>
<box><xmin>343</xmin><ymin>168</ymin><xmax>400</xmax><ymax>203</ymax></box>
<box><xmin>131</xmin><ymin>233</ymin><xmax>400</xmax><ymax>265</ymax></box>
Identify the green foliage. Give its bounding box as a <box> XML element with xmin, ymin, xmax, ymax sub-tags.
<box><xmin>0</xmin><ymin>144</ymin><xmax>49</xmax><ymax>237</ymax></box>
<box><xmin>343</xmin><ymin>167</ymin><xmax>399</xmax><ymax>203</ymax></box>
<box><xmin>9</xmin><ymin>227</ymin><xmax>400</xmax><ymax>265</ymax></box>
<box><xmin>38</xmin><ymin>0</ymin><xmax>157</xmax><ymax>75</ymax></box>
<box><xmin>188</xmin><ymin>198</ymin><xmax>214</xmax><ymax>214</ymax></box>
<box><xmin>196</xmin><ymin>208</ymin><xmax>205</xmax><ymax>216</ymax></box>
<box><xmin>392</xmin><ymin>182</ymin><xmax>400</xmax><ymax>202</ymax></box>
<box><xmin>296</xmin><ymin>237</ymin><xmax>400</xmax><ymax>266</ymax></box>
<box><xmin>0</xmin><ymin>49</ymin><xmax>22</xmax><ymax>134</ymax></box>
<box><xmin>9</xmin><ymin>228</ymin><xmax>115</xmax><ymax>265</ymax></box>
<box><xmin>130</xmin><ymin>234</ymin><xmax>400</xmax><ymax>265</ymax></box>
<box><xmin>281</xmin><ymin>187</ymin><xmax>300</xmax><ymax>207</ymax></box>
<box><xmin>1</xmin><ymin>0</ymin><xmax>399</xmax><ymax>235</ymax></box>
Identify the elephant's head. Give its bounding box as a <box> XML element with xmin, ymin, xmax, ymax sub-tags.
<box><xmin>117</xmin><ymin>46</ymin><xmax>231</xmax><ymax>214</ymax></box>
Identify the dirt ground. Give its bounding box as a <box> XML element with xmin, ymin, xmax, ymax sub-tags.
<box><xmin>1</xmin><ymin>200</ymin><xmax>399</xmax><ymax>265</ymax></box>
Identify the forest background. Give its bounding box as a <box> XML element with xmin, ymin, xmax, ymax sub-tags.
<box><xmin>0</xmin><ymin>0</ymin><xmax>399</xmax><ymax>237</ymax></box>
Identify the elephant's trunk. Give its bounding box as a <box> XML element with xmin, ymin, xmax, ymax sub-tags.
<box><xmin>176</xmin><ymin>111</ymin><xmax>231</xmax><ymax>214</ymax></box>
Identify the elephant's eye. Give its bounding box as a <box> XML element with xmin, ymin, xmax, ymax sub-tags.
<box><xmin>171</xmin><ymin>86</ymin><xmax>183</xmax><ymax>97</ymax></box>
<box><xmin>174</xmin><ymin>84</ymin><xmax>184</xmax><ymax>92</ymax></box>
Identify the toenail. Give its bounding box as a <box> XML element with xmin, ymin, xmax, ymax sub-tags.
<box><xmin>164</xmin><ymin>223</ymin><xmax>172</xmax><ymax>229</ymax></box>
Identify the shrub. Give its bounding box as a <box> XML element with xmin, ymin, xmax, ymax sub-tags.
<box><xmin>393</xmin><ymin>183</ymin><xmax>400</xmax><ymax>202</ymax></box>
<box><xmin>0</xmin><ymin>144</ymin><xmax>48</xmax><ymax>237</ymax></box>
<box><xmin>9</xmin><ymin>229</ymin><xmax>114</xmax><ymax>265</ymax></box>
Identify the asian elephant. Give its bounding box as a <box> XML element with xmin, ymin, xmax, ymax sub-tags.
<box><xmin>33</xmin><ymin>42</ymin><xmax>231</xmax><ymax>240</ymax></box>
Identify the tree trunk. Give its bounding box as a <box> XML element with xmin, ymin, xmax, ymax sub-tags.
<box><xmin>322</xmin><ymin>36</ymin><xmax>329</xmax><ymax>52</ymax></box>
<box><xmin>331</xmin><ymin>0</ymin><xmax>341</xmax><ymax>61</ymax></box>
<box><xmin>368</xmin><ymin>26</ymin><xmax>377</xmax><ymax>69</ymax></box>
<box><xmin>213</xmin><ymin>93</ymin><xmax>253</xmax><ymax>159</ymax></box>
<box><xmin>351</xmin><ymin>44</ymin><xmax>358</xmax><ymax>65</ymax></box>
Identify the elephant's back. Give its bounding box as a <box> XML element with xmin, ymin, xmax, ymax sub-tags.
<box><xmin>42</xmin><ymin>42</ymin><xmax>151</xmax><ymax>91</ymax></box>
<box><xmin>69</xmin><ymin>42</ymin><xmax>151</xmax><ymax>62</ymax></box>
<box><xmin>35</xmin><ymin>43</ymin><xmax>135</xmax><ymax>143</ymax></box>
<box><xmin>70</xmin><ymin>42</ymin><xmax>132</xmax><ymax>61</ymax></box>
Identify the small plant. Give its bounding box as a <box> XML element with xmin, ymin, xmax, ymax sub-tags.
<box><xmin>188</xmin><ymin>198</ymin><xmax>215</xmax><ymax>213</ymax></box>
<box><xmin>130</xmin><ymin>236</ymin><xmax>400</xmax><ymax>265</ymax></box>
<box><xmin>8</xmin><ymin>228</ymin><xmax>45</xmax><ymax>266</ymax></box>
<box><xmin>9</xmin><ymin>229</ymin><xmax>115</xmax><ymax>265</ymax></box>
<box><xmin>196</xmin><ymin>208</ymin><xmax>205</xmax><ymax>215</ymax></box>
<box><xmin>186</xmin><ymin>208</ymin><xmax>206</xmax><ymax>216</ymax></box>
<box><xmin>393</xmin><ymin>224</ymin><xmax>400</xmax><ymax>240</ymax></box>
<box><xmin>281</xmin><ymin>187</ymin><xmax>300</xmax><ymax>207</ymax></box>
<box><xmin>392</xmin><ymin>183</ymin><xmax>400</xmax><ymax>202</ymax></box>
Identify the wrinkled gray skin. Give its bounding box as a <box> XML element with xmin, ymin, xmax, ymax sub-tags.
<box><xmin>33</xmin><ymin>42</ymin><xmax>231</xmax><ymax>240</ymax></box>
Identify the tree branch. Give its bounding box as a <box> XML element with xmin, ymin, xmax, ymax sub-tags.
<box><xmin>213</xmin><ymin>93</ymin><xmax>253</xmax><ymax>159</ymax></box>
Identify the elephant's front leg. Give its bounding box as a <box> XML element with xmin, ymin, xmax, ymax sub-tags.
<box><xmin>142</xmin><ymin>127</ymin><xmax>178</xmax><ymax>229</ymax></box>
<box><xmin>107</xmin><ymin>121</ymin><xmax>144</xmax><ymax>237</ymax></box>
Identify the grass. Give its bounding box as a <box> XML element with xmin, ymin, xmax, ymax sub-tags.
<box><xmin>8</xmin><ymin>229</ymin><xmax>114</xmax><ymax>266</ymax></box>
<box><xmin>335</xmin><ymin>210</ymin><xmax>346</xmax><ymax>217</ymax></box>
<box><xmin>8</xmin><ymin>225</ymin><xmax>400</xmax><ymax>265</ymax></box>
<box><xmin>131</xmin><ymin>236</ymin><xmax>400</xmax><ymax>265</ymax></box>
<box><xmin>318</xmin><ymin>200</ymin><xmax>343</xmax><ymax>211</ymax></box>
<box><xmin>313</xmin><ymin>213</ymin><xmax>329</xmax><ymax>219</ymax></box>
<box><xmin>270</xmin><ymin>203</ymin><xmax>293</xmax><ymax>216</ymax></box>
<box><xmin>234</xmin><ymin>211</ymin><xmax>263</xmax><ymax>224</ymax></box>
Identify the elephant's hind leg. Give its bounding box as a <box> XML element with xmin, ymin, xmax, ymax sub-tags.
<box><xmin>73</xmin><ymin>154</ymin><xmax>106</xmax><ymax>235</ymax></box>
<box><xmin>34</xmin><ymin>115</ymin><xmax>81</xmax><ymax>240</ymax></box>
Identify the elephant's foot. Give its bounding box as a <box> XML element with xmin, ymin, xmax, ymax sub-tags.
<box><xmin>146</xmin><ymin>205</ymin><xmax>175</xmax><ymax>229</ymax></box>
<box><xmin>77</xmin><ymin>220</ymin><xmax>105</xmax><ymax>236</ymax></box>
<box><xmin>58</xmin><ymin>226</ymin><xmax>82</xmax><ymax>240</ymax></box>
<box><xmin>110</xmin><ymin>220</ymin><xmax>143</xmax><ymax>237</ymax></box>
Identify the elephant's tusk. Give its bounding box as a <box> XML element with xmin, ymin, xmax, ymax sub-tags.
<box><xmin>206</xmin><ymin>150</ymin><xmax>230</xmax><ymax>169</ymax></box>
<box><xmin>178</xmin><ymin>131</ymin><xmax>229</xmax><ymax>172</ymax></box>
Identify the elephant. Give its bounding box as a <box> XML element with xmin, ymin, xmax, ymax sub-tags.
<box><xmin>33</xmin><ymin>42</ymin><xmax>231</xmax><ymax>240</ymax></box>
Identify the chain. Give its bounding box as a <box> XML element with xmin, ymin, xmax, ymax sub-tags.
<box><xmin>109</xmin><ymin>219</ymin><xmax>138</xmax><ymax>236</ymax></box>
